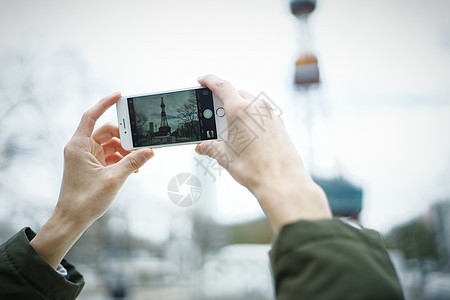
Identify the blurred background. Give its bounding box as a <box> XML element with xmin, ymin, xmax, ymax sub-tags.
<box><xmin>1</xmin><ymin>0</ymin><xmax>450</xmax><ymax>299</ymax></box>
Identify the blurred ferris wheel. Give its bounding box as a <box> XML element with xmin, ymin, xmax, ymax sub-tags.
<box><xmin>289</xmin><ymin>0</ymin><xmax>363</xmax><ymax>220</ymax></box>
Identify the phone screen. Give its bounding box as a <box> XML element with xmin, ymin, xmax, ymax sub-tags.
<box><xmin>127</xmin><ymin>87</ymin><xmax>217</xmax><ymax>148</ymax></box>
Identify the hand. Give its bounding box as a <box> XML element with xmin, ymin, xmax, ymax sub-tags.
<box><xmin>31</xmin><ymin>92</ymin><xmax>154</xmax><ymax>268</ymax></box>
<box><xmin>195</xmin><ymin>75</ymin><xmax>331</xmax><ymax>232</ymax></box>
<box><xmin>56</xmin><ymin>92</ymin><xmax>154</xmax><ymax>226</ymax></box>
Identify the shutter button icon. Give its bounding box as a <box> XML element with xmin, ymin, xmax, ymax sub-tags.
<box><xmin>203</xmin><ymin>108</ymin><xmax>213</xmax><ymax>119</ymax></box>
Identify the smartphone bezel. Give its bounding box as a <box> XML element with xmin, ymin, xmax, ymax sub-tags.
<box><xmin>116</xmin><ymin>86</ymin><xmax>227</xmax><ymax>150</ymax></box>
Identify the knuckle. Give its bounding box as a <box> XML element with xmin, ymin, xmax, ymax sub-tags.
<box><xmin>202</xmin><ymin>74</ymin><xmax>216</xmax><ymax>82</ymax></box>
<box><xmin>202</xmin><ymin>73</ymin><xmax>213</xmax><ymax>79</ymax></box>
<box><xmin>235</xmin><ymin>104</ymin><xmax>248</xmax><ymax>118</ymax></box>
<box><xmin>63</xmin><ymin>144</ymin><xmax>70</xmax><ymax>157</ymax></box>
<box><xmin>81</xmin><ymin>111</ymin><xmax>95</xmax><ymax>125</ymax></box>
<box><xmin>213</xmin><ymin>79</ymin><xmax>231</xmax><ymax>91</ymax></box>
<box><xmin>236</xmin><ymin>102</ymin><xmax>247</xmax><ymax>112</ymax></box>
<box><xmin>81</xmin><ymin>112</ymin><xmax>91</xmax><ymax>121</ymax></box>
<box><xmin>262</xmin><ymin>99</ymin><xmax>273</xmax><ymax>111</ymax></box>
<box><xmin>104</xmin><ymin>122</ymin><xmax>117</xmax><ymax>130</ymax></box>
<box><xmin>127</xmin><ymin>157</ymin><xmax>141</xmax><ymax>171</ymax></box>
<box><xmin>202</xmin><ymin>143</ymin><xmax>211</xmax><ymax>155</ymax></box>
<box><xmin>63</xmin><ymin>141</ymin><xmax>76</xmax><ymax>157</ymax></box>
<box><xmin>237</xmin><ymin>89</ymin><xmax>253</xmax><ymax>99</ymax></box>
<box><xmin>203</xmin><ymin>143</ymin><xmax>215</xmax><ymax>157</ymax></box>
<box><xmin>276</xmin><ymin>115</ymin><xmax>285</xmax><ymax>125</ymax></box>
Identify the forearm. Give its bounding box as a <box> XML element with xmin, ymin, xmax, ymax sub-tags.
<box><xmin>30</xmin><ymin>207</ymin><xmax>89</xmax><ymax>269</ymax></box>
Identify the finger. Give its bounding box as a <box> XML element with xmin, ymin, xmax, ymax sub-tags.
<box><xmin>92</xmin><ymin>123</ymin><xmax>120</xmax><ymax>145</ymax></box>
<box><xmin>259</xmin><ymin>98</ymin><xmax>276</xmax><ymax>117</ymax></box>
<box><xmin>195</xmin><ymin>140</ymin><xmax>223</xmax><ymax>157</ymax></box>
<box><xmin>112</xmin><ymin>148</ymin><xmax>154</xmax><ymax>177</ymax></box>
<box><xmin>105</xmin><ymin>153</ymin><xmax>124</xmax><ymax>165</ymax></box>
<box><xmin>238</xmin><ymin>89</ymin><xmax>255</xmax><ymax>101</ymax></box>
<box><xmin>74</xmin><ymin>92</ymin><xmax>121</xmax><ymax>137</ymax></box>
<box><xmin>195</xmin><ymin>140</ymin><xmax>230</xmax><ymax>169</ymax></box>
<box><xmin>102</xmin><ymin>138</ymin><xmax>130</xmax><ymax>157</ymax></box>
<box><xmin>197</xmin><ymin>74</ymin><xmax>241</xmax><ymax>107</ymax></box>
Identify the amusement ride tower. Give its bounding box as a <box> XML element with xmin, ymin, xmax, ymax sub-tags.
<box><xmin>290</xmin><ymin>0</ymin><xmax>363</xmax><ymax>219</ymax></box>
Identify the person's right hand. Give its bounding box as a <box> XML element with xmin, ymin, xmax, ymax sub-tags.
<box><xmin>195</xmin><ymin>75</ymin><xmax>331</xmax><ymax>232</ymax></box>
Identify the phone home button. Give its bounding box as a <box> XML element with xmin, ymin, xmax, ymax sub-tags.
<box><xmin>216</xmin><ymin>107</ymin><xmax>225</xmax><ymax>117</ymax></box>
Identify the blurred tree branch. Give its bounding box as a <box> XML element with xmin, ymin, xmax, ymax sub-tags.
<box><xmin>0</xmin><ymin>44</ymin><xmax>95</xmax><ymax>228</ymax></box>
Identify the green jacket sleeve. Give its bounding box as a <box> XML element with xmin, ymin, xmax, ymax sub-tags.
<box><xmin>270</xmin><ymin>219</ymin><xmax>404</xmax><ymax>300</ymax></box>
<box><xmin>0</xmin><ymin>227</ymin><xmax>85</xmax><ymax>300</ymax></box>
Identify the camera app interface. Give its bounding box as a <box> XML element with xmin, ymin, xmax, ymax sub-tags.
<box><xmin>128</xmin><ymin>88</ymin><xmax>217</xmax><ymax>147</ymax></box>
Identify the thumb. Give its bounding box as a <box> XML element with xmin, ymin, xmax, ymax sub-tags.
<box><xmin>195</xmin><ymin>140</ymin><xmax>231</xmax><ymax>169</ymax></box>
<box><xmin>114</xmin><ymin>148</ymin><xmax>154</xmax><ymax>177</ymax></box>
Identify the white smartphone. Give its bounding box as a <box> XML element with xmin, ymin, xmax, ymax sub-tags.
<box><xmin>116</xmin><ymin>86</ymin><xmax>227</xmax><ymax>150</ymax></box>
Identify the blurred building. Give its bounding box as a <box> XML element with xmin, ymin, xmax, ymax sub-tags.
<box><xmin>314</xmin><ymin>177</ymin><xmax>363</xmax><ymax>219</ymax></box>
<box><xmin>386</xmin><ymin>200</ymin><xmax>450</xmax><ymax>299</ymax></box>
<box><xmin>428</xmin><ymin>200</ymin><xmax>450</xmax><ymax>268</ymax></box>
<box><xmin>199</xmin><ymin>244</ymin><xmax>274</xmax><ymax>300</ymax></box>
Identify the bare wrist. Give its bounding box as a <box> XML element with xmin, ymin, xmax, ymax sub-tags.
<box><xmin>30</xmin><ymin>209</ymin><xmax>89</xmax><ymax>269</ymax></box>
<box><xmin>252</xmin><ymin>174</ymin><xmax>332</xmax><ymax>233</ymax></box>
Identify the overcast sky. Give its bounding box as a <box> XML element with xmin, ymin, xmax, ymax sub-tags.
<box><xmin>1</xmin><ymin>0</ymin><xmax>450</xmax><ymax>237</ymax></box>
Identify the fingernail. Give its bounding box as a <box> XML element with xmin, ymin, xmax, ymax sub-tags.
<box><xmin>113</xmin><ymin>91</ymin><xmax>121</xmax><ymax>96</ymax></box>
<box><xmin>195</xmin><ymin>144</ymin><xmax>202</xmax><ymax>154</ymax></box>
